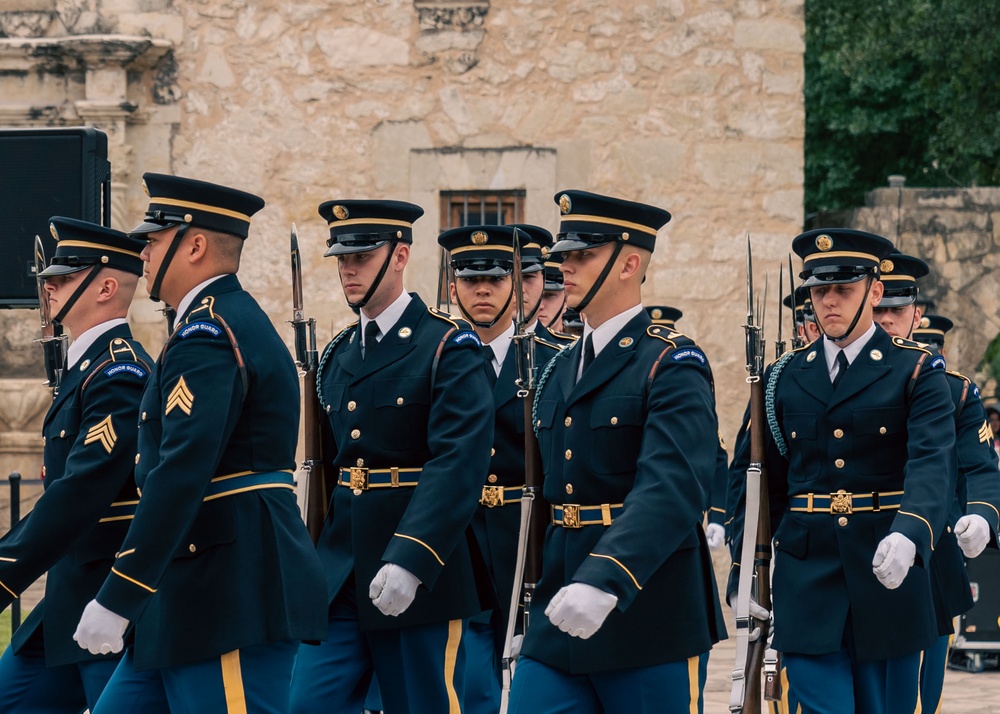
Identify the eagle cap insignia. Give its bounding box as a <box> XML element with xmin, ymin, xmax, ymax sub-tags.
<box><xmin>619</xmin><ymin>336</ymin><xmax>633</xmax><ymax>347</ymax></box>
<box><xmin>815</xmin><ymin>234</ymin><xmax>833</xmax><ymax>251</ymax></box>
<box><xmin>559</xmin><ymin>194</ymin><xmax>572</xmax><ymax>214</ymax></box>
<box><xmin>920</xmin><ymin>317</ymin><xmax>930</xmax><ymax>328</ymax></box>
<box><xmin>651</xmin><ymin>308</ymin><xmax>663</xmax><ymax>319</ymax></box>
<box><xmin>332</xmin><ymin>205</ymin><xmax>349</xmax><ymax>220</ymax></box>
<box><xmin>471</xmin><ymin>231</ymin><xmax>489</xmax><ymax>245</ymax></box>
<box><xmin>541</xmin><ymin>246</ymin><xmax>550</xmax><ymax>258</ymax></box>
<box><xmin>49</xmin><ymin>223</ymin><xmax>58</xmax><ymax>240</ymax></box>
<box><xmin>870</xmin><ymin>349</ymin><xmax>883</xmax><ymax>361</ymax></box>
<box><xmin>880</xmin><ymin>259</ymin><xmax>894</xmax><ymax>273</ymax></box>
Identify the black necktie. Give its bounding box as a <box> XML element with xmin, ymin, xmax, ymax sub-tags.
<box><xmin>580</xmin><ymin>333</ymin><xmax>596</xmax><ymax>378</ymax></box>
<box><xmin>363</xmin><ymin>321</ymin><xmax>380</xmax><ymax>359</ymax></box>
<box><xmin>483</xmin><ymin>347</ymin><xmax>497</xmax><ymax>387</ymax></box>
<box><xmin>832</xmin><ymin>350</ymin><xmax>849</xmax><ymax>390</ymax></box>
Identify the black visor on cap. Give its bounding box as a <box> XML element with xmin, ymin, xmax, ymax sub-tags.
<box><xmin>550</xmin><ymin>232</ymin><xmax>618</xmax><ymax>254</ymax></box>
<box><xmin>452</xmin><ymin>258</ymin><xmax>514</xmax><ymax>278</ymax></box>
<box><xmin>878</xmin><ymin>285</ymin><xmax>919</xmax><ymax>308</ymax></box>
<box><xmin>801</xmin><ymin>265</ymin><xmax>873</xmax><ymax>287</ymax></box>
<box><xmin>324</xmin><ymin>234</ymin><xmax>397</xmax><ymax>257</ymax></box>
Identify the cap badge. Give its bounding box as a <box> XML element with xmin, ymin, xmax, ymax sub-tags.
<box><xmin>806</xmin><ymin>351</ymin><xmax>817</xmax><ymax>362</ymax></box>
<box><xmin>49</xmin><ymin>223</ymin><xmax>58</xmax><ymax>240</ymax></box>
<box><xmin>815</xmin><ymin>234</ymin><xmax>833</xmax><ymax>252</ymax></box>
<box><xmin>870</xmin><ymin>349</ymin><xmax>883</xmax><ymax>361</ymax></box>
<box><xmin>559</xmin><ymin>194</ymin><xmax>572</xmax><ymax>214</ymax></box>
<box><xmin>651</xmin><ymin>308</ymin><xmax>663</xmax><ymax>319</ymax></box>
<box><xmin>880</xmin><ymin>259</ymin><xmax>894</xmax><ymax>273</ymax></box>
<box><xmin>398</xmin><ymin>326</ymin><xmax>412</xmax><ymax>339</ymax></box>
<box><xmin>79</xmin><ymin>359</ymin><xmax>90</xmax><ymax>371</ymax></box>
<box><xmin>540</xmin><ymin>246</ymin><xmax>550</xmax><ymax>258</ymax></box>
<box><xmin>141</xmin><ymin>178</ymin><xmax>149</xmax><ymax>197</ymax></box>
<box><xmin>333</xmin><ymin>205</ymin><xmax>349</xmax><ymax>220</ymax></box>
<box><xmin>184</xmin><ymin>213</ymin><xmax>194</xmax><ymax>223</ymax></box>
<box><xmin>920</xmin><ymin>317</ymin><xmax>930</xmax><ymax>328</ymax></box>
<box><xmin>619</xmin><ymin>337</ymin><xmax>633</xmax><ymax>348</ymax></box>
<box><xmin>471</xmin><ymin>231</ymin><xmax>489</xmax><ymax>245</ymax></box>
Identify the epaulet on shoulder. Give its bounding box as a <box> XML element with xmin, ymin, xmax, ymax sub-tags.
<box><xmin>646</xmin><ymin>324</ymin><xmax>678</xmax><ymax>346</ymax></box>
<box><xmin>891</xmin><ymin>336</ymin><xmax>931</xmax><ymax>355</ymax></box>
<box><xmin>183</xmin><ymin>295</ymin><xmax>220</xmax><ymax>325</ymax></box>
<box><xmin>336</xmin><ymin>320</ymin><xmax>358</xmax><ymax>337</ymax></box>
<box><xmin>946</xmin><ymin>369</ymin><xmax>971</xmax><ymax>383</ymax></box>
<box><xmin>768</xmin><ymin>342</ymin><xmax>810</xmax><ymax>367</ymax></box>
<box><xmin>533</xmin><ymin>335</ymin><xmax>562</xmax><ymax>351</ymax></box>
<box><xmin>427</xmin><ymin>306</ymin><xmax>463</xmax><ymax>329</ymax></box>
<box><xmin>551</xmin><ymin>329</ymin><xmax>578</xmax><ymax>342</ymax></box>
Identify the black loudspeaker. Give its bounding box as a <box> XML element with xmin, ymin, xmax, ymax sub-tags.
<box><xmin>0</xmin><ymin>127</ymin><xmax>110</xmax><ymax>308</ymax></box>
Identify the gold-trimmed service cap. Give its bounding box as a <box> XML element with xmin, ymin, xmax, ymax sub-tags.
<box><xmin>130</xmin><ymin>173</ymin><xmax>265</xmax><ymax>240</ymax></box>
<box><xmin>782</xmin><ymin>285</ymin><xmax>815</xmax><ymax>323</ymax></box>
<box><xmin>550</xmin><ymin>189</ymin><xmax>671</xmax><ymax>254</ymax></box>
<box><xmin>319</xmin><ymin>199</ymin><xmax>424</xmax><ymax>256</ymax></box>
<box><xmin>792</xmin><ymin>228</ymin><xmax>894</xmax><ymax>287</ymax></box>
<box><xmin>912</xmin><ymin>314</ymin><xmax>953</xmax><ymax>348</ymax></box>
<box><xmin>509</xmin><ymin>223</ymin><xmax>552</xmax><ymax>274</ymax></box>
<box><xmin>878</xmin><ymin>251</ymin><xmax>929</xmax><ymax>308</ymax></box>
<box><xmin>39</xmin><ymin>217</ymin><xmax>145</xmax><ymax>277</ymax></box>
<box><xmin>644</xmin><ymin>305</ymin><xmax>683</xmax><ymax>327</ymax></box>
<box><xmin>438</xmin><ymin>224</ymin><xmax>516</xmax><ymax>277</ymax></box>
<box><xmin>543</xmin><ymin>252</ymin><xmax>565</xmax><ymax>291</ymax></box>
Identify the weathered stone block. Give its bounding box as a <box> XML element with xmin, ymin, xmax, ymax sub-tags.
<box><xmin>733</xmin><ymin>19</ymin><xmax>803</xmax><ymax>52</ymax></box>
<box><xmin>315</xmin><ymin>26</ymin><xmax>409</xmax><ymax>68</ymax></box>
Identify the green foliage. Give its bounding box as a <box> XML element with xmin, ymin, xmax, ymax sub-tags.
<box><xmin>805</xmin><ymin>0</ymin><xmax>1000</xmax><ymax>214</ymax></box>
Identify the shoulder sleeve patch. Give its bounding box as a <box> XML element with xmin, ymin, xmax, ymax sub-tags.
<box><xmin>671</xmin><ymin>348</ymin><xmax>707</xmax><ymax>364</ymax></box>
<box><xmin>178</xmin><ymin>321</ymin><xmax>222</xmax><ymax>339</ymax></box>
<box><xmin>103</xmin><ymin>363</ymin><xmax>148</xmax><ymax>379</ymax></box>
<box><xmin>452</xmin><ymin>330</ymin><xmax>482</xmax><ymax>347</ymax></box>
<box><xmin>929</xmin><ymin>355</ymin><xmax>947</xmax><ymax>370</ymax></box>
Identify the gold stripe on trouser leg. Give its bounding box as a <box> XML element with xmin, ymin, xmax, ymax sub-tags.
<box><xmin>934</xmin><ymin>635</ymin><xmax>954</xmax><ymax>714</ymax></box>
<box><xmin>688</xmin><ymin>655</ymin><xmax>700</xmax><ymax>714</ymax></box>
<box><xmin>221</xmin><ymin>650</ymin><xmax>248</xmax><ymax>714</ymax></box>
<box><xmin>915</xmin><ymin>649</ymin><xmax>924</xmax><ymax>714</ymax></box>
<box><xmin>444</xmin><ymin>620</ymin><xmax>463</xmax><ymax>714</ymax></box>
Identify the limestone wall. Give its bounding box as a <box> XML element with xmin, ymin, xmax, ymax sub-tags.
<box><xmin>0</xmin><ymin>0</ymin><xmax>806</xmax><ymax>473</ymax></box>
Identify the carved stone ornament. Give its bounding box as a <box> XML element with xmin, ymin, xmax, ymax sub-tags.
<box><xmin>414</xmin><ymin>1</ymin><xmax>489</xmax><ymax>32</ymax></box>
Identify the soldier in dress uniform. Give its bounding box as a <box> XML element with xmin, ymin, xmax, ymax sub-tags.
<box><xmin>784</xmin><ymin>285</ymin><xmax>821</xmax><ymax>345</ymax></box>
<box><xmin>912</xmin><ymin>314</ymin><xmax>953</xmax><ymax>350</ymax></box>
<box><xmin>536</xmin><ymin>252</ymin><xmax>570</xmax><ymax>337</ymax></box>
<box><xmin>873</xmin><ymin>256</ymin><xmax>1000</xmax><ymax>712</ymax></box>
<box><xmin>288</xmin><ymin>200</ymin><xmax>495</xmax><ymax>714</ymax></box>
<box><xmin>73</xmin><ymin>173</ymin><xmax>328</xmax><ymax>712</ymax></box>
<box><xmin>644</xmin><ymin>305</ymin><xmax>728</xmax><ymax>552</ymax></box>
<box><xmin>727</xmin><ymin>229</ymin><xmax>956</xmax><ymax>714</ymax></box>
<box><xmin>0</xmin><ymin>218</ymin><xmax>149</xmax><ymax>713</ymax></box>
<box><xmin>512</xmin><ymin>224</ymin><xmax>577</xmax><ymax>349</ymax></box>
<box><xmin>436</xmin><ymin>224</ymin><xmax>564</xmax><ymax>713</ymax></box>
<box><xmin>509</xmin><ymin>190</ymin><xmax>725</xmax><ymax>713</ymax></box>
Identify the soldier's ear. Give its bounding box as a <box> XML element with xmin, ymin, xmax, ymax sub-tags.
<box><xmin>869</xmin><ymin>279</ymin><xmax>885</xmax><ymax>304</ymax></box>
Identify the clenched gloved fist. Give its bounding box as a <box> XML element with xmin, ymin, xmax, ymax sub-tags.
<box><xmin>545</xmin><ymin>582</ymin><xmax>617</xmax><ymax>639</ymax></box>
<box><xmin>369</xmin><ymin>563</ymin><xmax>421</xmax><ymax>617</ymax></box>
<box><xmin>727</xmin><ymin>592</ymin><xmax>770</xmax><ymax>642</ymax></box>
<box><xmin>872</xmin><ymin>532</ymin><xmax>916</xmax><ymax>589</ymax></box>
<box><xmin>954</xmin><ymin>514</ymin><xmax>991</xmax><ymax>559</ymax></box>
<box><xmin>73</xmin><ymin>600</ymin><xmax>128</xmax><ymax>655</ymax></box>
<box><xmin>705</xmin><ymin>523</ymin><xmax>725</xmax><ymax>550</ymax></box>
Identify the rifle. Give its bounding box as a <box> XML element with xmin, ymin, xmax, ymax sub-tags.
<box><xmin>775</xmin><ymin>262</ymin><xmax>786</xmax><ymax>360</ymax></box>
<box><xmin>33</xmin><ymin>236</ymin><xmax>67</xmax><ymax>399</ymax></box>
<box><xmin>500</xmin><ymin>227</ymin><xmax>548</xmax><ymax>713</ymax></box>
<box><xmin>730</xmin><ymin>237</ymin><xmax>775</xmax><ymax>713</ymax></box>
<box><xmin>788</xmin><ymin>254</ymin><xmax>804</xmax><ymax>351</ymax></box>
<box><xmin>288</xmin><ymin>224</ymin><xmax>326</xmax><ymax>544</ymax></box>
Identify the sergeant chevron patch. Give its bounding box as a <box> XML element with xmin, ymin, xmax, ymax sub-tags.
<box><xmin>979</xmin><ymin>420</ymin><xmax>992</xmax><ymax>444</ymax></box>
<box><xmin>85</xmin><ymin>415</ymin><xmax>117</xmax><ymax>454</ymax></box>
<box><xmin>166</xmin><ymin>376</ymin><xmax>194</xmax><ymax>416</ymax></box>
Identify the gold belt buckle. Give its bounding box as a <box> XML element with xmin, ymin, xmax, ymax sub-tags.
<box><xmin>480</xmin><ymin>485</ymin><xmax>503</xmax><ymax>508</ymax></box>
<box><xmin>830</xmin><ymin>490</ymin><xmax>852</xmax><ymax>514</ymax></box>
<box><xmin>349</xmin><ymin>467</ymin><xmax>369</xmax><ymax>490</ymax></box>
<box><xmin>562</xmin><ymin>504</ymin><xmax>581</xmax><ymax>529</ymax></box>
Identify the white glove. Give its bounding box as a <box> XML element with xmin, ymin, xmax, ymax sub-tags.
<box><xmin>510</xmin><ymin>633</ymin><xmax>523</xmax><ymax>660</ymax></box>
<box><xmin>955</xmin><ymin>514</ymin><xmax>991</xmax><ymax>559</ymax></box>
<box><xmin>727</xmin><ymin>592</ymin><xmax>770</xmax><ymax>622</ymax></box>
<box><xmin>73</xmin><ymin>600</ymin><xmax>128</xmax><ymax>655</ymax></box>
<box><xmin>872</xmin><ymin>532</ymin><xmax>916</xmax><ymax>589</ymax></box>
<box><xmin>706</xmin><ymin>523</ymin><xmax>725</xmax><ymax>550</ymax></box>
<box><xmin>544</xmin><ymin>582</ymin><xmax>618</xmax><ymax>639</ymax></box>
<box><xmin>369</xmin><ymin>563</ymin><xmax>421</xmax><ymax>617</ymax></box>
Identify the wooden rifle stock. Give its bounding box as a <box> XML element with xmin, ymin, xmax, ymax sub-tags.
<box><xmin>302</xmin><ymin>363</ymin><xmax>327</xmax><ymax>545</ymax></box>
<box><xmin>744</xmin><ymin>376</ymin><xmax>773</xmax><ymax>713</ymax></box>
